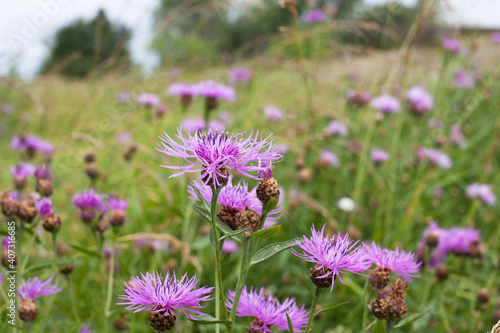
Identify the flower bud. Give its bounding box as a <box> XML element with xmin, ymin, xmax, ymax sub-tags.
<box><xmin>234</xmin><ymin>207</ymin><xmax>261</xmax><ymax>232</ymax></box>
<box><xmin>19</xmin><ymin>299</ymin><xmax>38</xmax><ymax>322</ymax></box>
<box><xmin>310</xmin><ymin>264</ymin><xmax>333</xmax><ymax>289</ymax></box>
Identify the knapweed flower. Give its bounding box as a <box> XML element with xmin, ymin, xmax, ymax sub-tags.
<box><xmin>263</xmin><ymin>105</ymin><xmax>284</xmax><ymax>120</ymax></box>
<box><xmin>108</xmin><ymin>197</ymin><xmax>128</xmax><ymax>226</ymax></box>
<box><xmin>10</xmin><ymin>162</ymin><xmax>35</xmax><ymax>190</ymax></box>
<box><xmin>158</xmin><ymin>128</ymin><xmax>282</xmax><ymax>187</ymax></box>
<box><xmin>11</xmin><ymin>135</ymin><xmax>53</xmax><ymax>156</ymax></box>
<box><xmin>34</xmin><ymin>197</ymin><xmax>54</xmax><ymax>217</ymax></box>
<box><xmin>466</xmin><ymin>183</ymin><xmax>495</xmax><ymax>205</ymax></box>
<box><xmin>35</xmin><ymin>196</ymin><xmax>60</xmax><ymax>231</ymax></box>
<box><xmin>0</xmin><ymin>272</ymin><xmax>4</xmax><ymax>286</ymax></box>
<box><xmin>406</xmin><ymin>86</ymin><xmax>433</xmax><ymax>116</ymax></box>
<box><xmin>228</xmin><ymin>67</ymin><xmax>252</xmax><ymax>84</ymax></box>
<box><xmin>117</xmin><ymin>131</ymin><xmax>133</xmax><ymax>144</ymax></box>
<box><xmin>117</xmin><ymin>271</ymin><xmax>213</xmax><ymax>331</ymax></box>
<box><xmin>72</xmin><ymin>189</ymin><xmax>108</xmax><ymax>223</ymax></box>
<box><xmin>2</xmin><ymin>104</ymin><xmax>13</xmax><ymax>115</ymax></box>
<box><xmin>450</xmin><ymin>124</ymin><xmax>467</xmax><ymax>148</ymax></box>
<box><xmin>337</xmin><ymin>197</ymin><xmax>355</xmax><ymax>212</ymax></box>
<box><xmin>316</xmin><ymin>149</ymin><xmax>339</xmax><ymax>168</ymax></box>
<box><xmin>371</xmin><ymin>94</ymin><xmax>400</xmax><ymax>114</ymax></box>
<box><xmin>274</xmin><ymin>143</ymin><xmax>289</xmax><ymax>154</ymax></box>
<box><xmin>325</xmin><ymin>121</ymin><xmax>348</xmax><ymax>137</ymax></box>
<box><xmin>371</xmin><ymin>149</ymin><xmax>389</xmax><ymax>164</ymax></box>
<box><xmin>417</xmin><ymin>148</ymin><xmax>452</xmax><ymax>169</ymax></box>
<box><xmin>181</xmin><ymin>118</ymin><xmax>225</xmax><ymax>133</ymax></box>
<box><xmin>292</xmin><ymin>224</ymin><xmax>371</xmax><ymax>290</ymax></box>
<box><xmin>492</xmin><ymin>32</ymin><xmax>500</xmax><ymax>43</ymax></box>
<box><xmin>302</xmin><ymin>8</ymin><xmax>327</xmax><ymax>23</ymax></box>
<box><xmin>80</xmin><ymin>324</ymin><xmax>92</xmax><ymax>333</ymax></box>
<box><xmin>363</xmin><ymin>242</ymin><xmax>421</xmax><ymax>290</ymax></box>
<box><xmin>222</xmin><ymin>239</ymin><xmax>238</xmax><ymax>253</ymax></box>
<box><xmin>226</xmin><ymin>287</ymin><xmax>308</xmax><ymax>332</ymax></box>
<box><xmin>194</xmin><ymin>80</ymin><xmax>235</xmax><ymax>111</ymax></box>
<box><xmin>19</xmin><ymin>274</ymin><xmax>62</xmax><ymax>301</ymax></box>
<box><xmin>188</xmin><ymin>176</ymin><xmax>282</xmax><ymax>230</ymax></box>
<box><xmin>454</xmin><ymin>69</ymin><xmax>476</xmax><ymax>89</ymax></box>
<box><xmin>442</xmin><ymin>38</ymin><xmax>461</xmax><ymax>54</ymax></box>
<box><xmin>34</xmin><ymin>165</ymin><xmax>51</xmax><ymax>180</ymax></box>
<box><xmin>168</xmin><ymin>83</ymin><xmax>196</xmax><ymax>108</ymax></box>
<box><xmin>347</xmin><ymin>89</ymin><xmax>371</xmax><ymax>107</ymax></box>
<box><xmin>137</xmin><ymin>93</ymin><xmax>160</xmax><ymax>107</ymax></box>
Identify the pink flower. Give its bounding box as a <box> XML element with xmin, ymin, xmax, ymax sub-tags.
<box><xmin>442</xmin><ymin>38</ymin><xmax>461</xmax><ymax>54</ymax></box>
<box><xmin>466</xmin><ymin>183</ymin><xmax>495</xmax><ymax>205</ymax></box>
<box><xmin>263</xmin><ymin>105</ymin><xmax>284</xmax><ymax>120</ymax></box>
<box><xmin>325</xmin><ymin>121</ymin><xmax>348</xmax><ymax>136</ymax></box>
<box><xmin>371</xmin><ymin>94</ymin><xmax>400</xmax><ymax>114</ymax></box>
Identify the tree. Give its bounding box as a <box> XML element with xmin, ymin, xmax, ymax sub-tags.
<box><xmin>41</xmin><ymin>10</ymin><xmax>131</xmax><ymax>78</ymax></box>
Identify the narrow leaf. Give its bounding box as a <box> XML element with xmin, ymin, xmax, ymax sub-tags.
<box><xmin>69</xmin><ymin>244</ymin><xmax>100</xmax><ymax>258</ymax></box>
<box><xmin>250</xmin><ymin>239</ymin><xmax>298</xmax><ymax>265</ymax></box>
<box><xmin>301</xmin><ymin>272</ymin><xmax>315</xmax><ymax>298</ymax></box>
<box><xmin>191</xmin><ymin>204</ymin><xmax>210</xmax><ymax>222</ymax></box>
<box><xmin>221</xmin><ymin>252</ymin><xmax>231</xmax><ymax>265</ymax></box>
<box><xmin>215</xmin><ymin>218</ymin><xmax>234</xmax><ymax>234</ymax></box>
<box><xmin>249</xmin><ymin>224</ymin><xmax>281</xmax><ymax>239</ymax></box>
<box><xmin>394</xmin><ymin>305</ymin><xmax>433</xmax><ymax>328</ymax></box>
<box><xmin>191</xmin><ymin>186</ymin><xmax>210</xmax><ymax>211</ymax></box>
<box><xmin>286</xmin><ymin>313</ymin><xmax>294</xmax><ymax>333</ymax></box>
<box><xmin>189</xmin><ymin>314</ymin><xmax>231</xmax><ymax>325</ymax></box>
<box><xmin>24</xmin><ymin>258</ymin><xmax>74</xmax><ymax>274</ymax></box>
<box><xmin>219</xmin><ymin>228</ymin><xmax>249</xmax><ymax>241</ymax></box>
<box><xmin>314</xmin><ymin>301</ymin><xmax>349</xmax><ymax>316</ymax></box>
<box><xmin>262</xmin><ymin>197</ymin><xmax>278</xmax><ymax>217</ymax></box>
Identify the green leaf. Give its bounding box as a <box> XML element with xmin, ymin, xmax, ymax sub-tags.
<box><xmin>373</xmin><ymin>319</ymin><xmax>387</xmax><ymax>333</ymax></box>
<box><xmin>249</xmin><ymin>224</ymin><xmax>281</xmax><ymax>239</ymax></box>
<box><xmin>69</xmin><ymin>244</ymin><xmax>100</xmax><ymax>258</ymax></box>
<box><xmin>215</xmin><ymin>218</ymin><xmax>234</xmax><ymax>234</ymax></box>
<box><xmin>262</xmin><ymin>197</ymin><xmax>278</xmax><ymax>217</ymax></box>
<box><xmin>191</xmin><ymin>204</ymin><xmax>210</xmax><ymax>222</ymax></box>
<box><xmin>221</xmin><ymin>252</ymin><xmax>231</xmax><ymax>265</ymax></box>
<box><xmin>394</xmin><ymin>305</ymin><xmax>433</xmax><ymax>328</ymax></box>
<box><xmin>191</xmin><ymin>185</ymin><xmax>210</xmax><ymax>211</ymax></box>
<box><xmin>314</xmin><ymin>301</ymin><xmax>349</xmax><ymax>316</ymax></box>
<box><xmin>219</xmin><ymin>228</ymin><xmax>249</xmax><ymax>241</ymax></box>
<box><xmin>24</xmin><ymin>258</ymin><xmax>74</xmax><ymax>274</ymax></box>
<box><xmin>189</xmin><ymin>314</ymin><xmax>231</xmax><ymax>325</ymax></box>
<box><xmin>286</xmin><ymin>313</ymin><xmax>294</xmax><ymax>333</ymax></box>
<box><xmin>6</xmin><ymin>322</ymin><xmax>25</xmax><ymax>331</ymax></box>
<box><xmin>250</xmin><ymin>239</ymin><xmax>297</xmax><ymax>265</ymax></box>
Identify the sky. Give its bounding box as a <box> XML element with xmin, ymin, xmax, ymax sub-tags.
<box><xmin>0</xmin><ymin>0</ymin><xmax>499</xmax><ymax>79</ymax></box>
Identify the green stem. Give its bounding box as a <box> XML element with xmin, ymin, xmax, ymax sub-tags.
<box><xmin>361</xmin><ymin>279</ymin><xmax>369</xmax><ymax>333</ymax></box>
<box><xmin>209</xmin><ymin>186</ymin><xmax>229</xmax><ymax>333</ymax></box>
<box><xmin>229</xmin><ymin>235</ymin><xmax>251</xmax><ymax>323</ymax></box>
<box><xmin>386</xmin><ymin>320</ymin><xmax>394</xmax><ymax>333</ymax></box>
<box><xmin>66</xmin><ymin>276</ymin><xmax>82</xmax><ymax>326</ymax></box>
<box><xmin>52</xmin><ymin>231</ymin><xmax>58</xmax><ymax>270</ymax></box>
<box><xmin>104</xmin><ymin>237</ymin><xmax>115</xmax><ymax>317</ymax></box>
<box><xmin>461</xmin><ymin>199</ymin><xmax>479</xmax><ymax>226</ymax></box>
<box><xmin>305</xmin><ymin>287</ymin><xmax>322</xmax><ymax>333</ymax></box>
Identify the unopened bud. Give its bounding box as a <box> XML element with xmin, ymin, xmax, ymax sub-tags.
<box><xmin>19</xmin><ymin>299</ymin><xmax>38</xmax><ymax>322</ymax></box>
<box><xmin>234</xmin><ymin>207</ymin><xmax>261</xmax><ymax>232</ymax></box>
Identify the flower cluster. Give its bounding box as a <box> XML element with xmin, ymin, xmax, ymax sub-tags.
<box><xmin>11</xmin><ymin>135</ymin><xmax>53</xmax><ymax>156</ymax></box>
<box><xmin>226</xmin><ymin>287</ymin><xmax>308</xmax><ymax>332</ymax></box>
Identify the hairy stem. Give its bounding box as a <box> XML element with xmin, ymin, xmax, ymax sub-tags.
<box><xmin>229</xmin><ymin>235</ymin><xmax>251</xmax><ymax>323</ymax></box>
<box><xmin>305</xmin><ymin>287</ymin><xmax>322</xmax><ymax>333</ymax></box>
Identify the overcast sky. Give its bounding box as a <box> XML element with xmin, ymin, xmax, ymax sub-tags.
<box><xmin>0</xmin><ymin>0</ymin><xmax>499</xmax><ymax>79</ymax></box>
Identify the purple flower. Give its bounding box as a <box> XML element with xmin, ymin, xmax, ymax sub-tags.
<box><xmin>406</xmin><ymin>86</ymin><xmax>433</xmax><ymax>116</ymax></box>
<box><xmin>18</xmin><ymin>274</ymin><xmax>62</xmax><ymax>301</ymax></box>
<box><xmin>188</xmin><ymin>177</ymin><xmax>282</xmax><ymax>221</ymax></box>
<box><xmin>72</xmin><ymin>189</ymin><xmax>108</xmax><ymax>221</ymax></box>
<box><xmin>292</xmin><ymin>224</ymin><xmax>372</xmax><ymax>291</ymax></box>
<box><xmin>11</xmin><ymin>135</ymin><xmax>53</xmax><ymax>155</ymax></box>
<box><xmin>454</xmin><ymin>69</ymin><xmax>476</xmax><ymax>89</ymax></box>
<box><xmin>117</xmin><ymin>271</ymin><xmax>213</xmax><ymax>319</ymax></box>
<box><xmin>222</xmin><ymin>239</ymin><xmax>238</xmax><ymax>253</ymax></box>
<box><xmin>363</xmin><ymin>242</ymin><xmax>421</xmax><ymax>282</ymax></box>
<box><xmin>318</xmin><ymin>149</ymin><xmax>340</xmax><ymax>167</ymax></box>
<box><xmin>34</xmin><ymin>197</ymin><xmax>54</xmax><ymax>217</ymax></box>
<box><xmin>274</xmin><ymin>143</ymin><xmax>289</xmax><ymax>155</ymax></box>
<box><xmin>10</xmin><ymin>162</ymin><xmax>36</xmax><ymax>178</ymax></box>
<box><xmin>117</xmin><ymin>92</ymin><xmax>131</xmax><ymax>103</ymax></box>
<box><xmin>158</xmin><ymin>128</ymin><xmax>282</xmax><ymax>186</ymax></box>
<box><xmin>427</xmin><ymin>118</ymin><xmax>443</xmax><ymax>129</ymax></box>
<box><xmin>167</xmin><ymin>83</ymin><xmax>196</xmax><ymax>97</ymax></box>
<box><xmin>0</xmin><ymin>272</ymin><xmax>4</xmax><ymax>286</ymax></box>
<box><xmin>168</xmin><ymin>67</ymin><xmax>183</xmax><ymax>78</ymax></box>
<box><xmin>302</xmin><ymin>9</ymin><xmax>327</xmax><ymax>23</ymax></box>
<box><xmin>371</xmin><ymin>94</ymin><xmax>400</xmax><ymax>114</ymax></box>
<box><xmin>417</xmin><ymin>148</ymin><xmax>452</xmax><ymax>169</ymax></box>
<box><xmin>449</xmin><ymin>124</ymin><xmax>467</xmax><ymax>148</ymax></box>
<box><xmin>263</xmin><ymin>105</ymin><xmax>284</xmax><ymax>120</ymax></box>
<box><xmin>492</xmin><ymin>32</ymin><xmax>500</xmax><ymax>43</ymax></box>
<box><xmin>2</xmin><ymin>104</ymin><xmax>13</xmax><ymax>115</ymax></box>
<box><xmin>218</xmin><ymin>110</ymin><xmax>232</xmax><ymax>125</ymax></box>
<box><xmin>34</xmin><ymin>165</ymin><xmax>52</xmax><ymax>180</ymax></box>
<box><xmin>347</xmin><ymin>90</ymin><xmax>371</xmax><ymax>107</ymax></box>
<box><xmin>79</xmin><ymin>324</ymin><xmax>92</xmax><ymax>333</ymax></box>
<box><xmin>137</xmin><ymin>93</ymin><xmax>160</xmax><ymax>107</ymax></box>
<box><xmin>371</xmin><ymin>149</ymin><xmax>389</xmax><ymax>164</ymax></box>
<box><xmin>466</xmin><ymin>183</ymin><xmax>496</xmax><ymax>205</ymax></box>
<box><xmin>226</xmin><ymin>287</ymin><xmax>308</xmax><ymax>332</ymax></box>
<box><xmin>116</xmin><ymin>131</ymin><xmax>133</xmax><ymax>144</ymax></box>
<box><xmin>108</xmin><ymin>198</ymin><xmax>128</xmax><ymax>212</ymax></box>
<box><xmin>325</xmin><ymin>121</ymin><xmax>348</xmax><ymax>137</ymax></box>
<box><xmin>194</xmin><ymin>80</ymin><xmax>235</xmax><ymax>102</ymax></box>
<box><xmin>442</xmin><ymin>38</ymin><xmax>461</xmax><ymax>54</ymax></box>
<box><xmin>228</xmin><ymin>68</ymin><xmax>252</xmax><ymax>84</ymax></box>
<box><xmin>180</xmin><ymin>118</ymin><xmax>226</xmax><ymax>133</ymax></box>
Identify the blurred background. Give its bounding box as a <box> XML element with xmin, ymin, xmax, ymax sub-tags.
<box><xmin>1</xmin><ymin>0</ymin><xmax>499</xmax><ymax>80</ymax></box>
